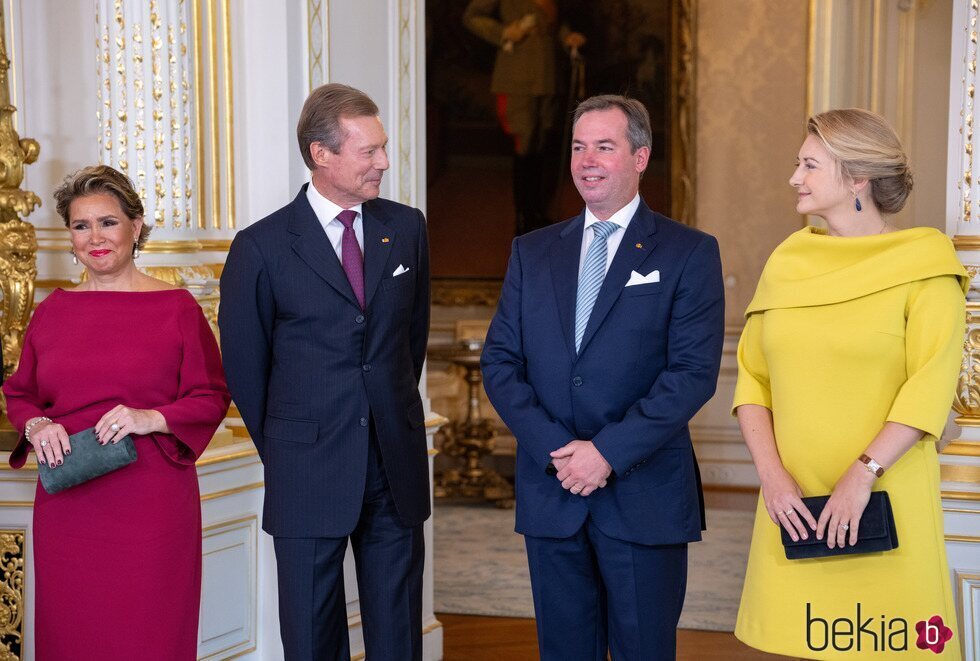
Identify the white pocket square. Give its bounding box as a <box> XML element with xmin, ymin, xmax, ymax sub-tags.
<box><xmin>392</xmin><ymin>264</ymin><xmax>410</xmax><ymax>277</ymax></box>
<box><xmin>625</xmin><ymin>270</ymin><xmax>660</xmax><ymax>287</ymax></box>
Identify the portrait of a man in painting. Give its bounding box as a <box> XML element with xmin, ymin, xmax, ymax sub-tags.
<box><xmin>425</xmin><ymin>0</ymin><xmax>686</xmax><ymax>292</ymax></box>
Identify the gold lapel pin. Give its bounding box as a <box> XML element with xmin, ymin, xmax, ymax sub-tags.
<box><xmin>635</xmin><ymin>243</ymin><xmax>643</xmax><ymax>249</ymax></box>
<box><xmin>382</xmin><ymin>237</ymin><xmax>390</xmax><ymax>243</ymax></box>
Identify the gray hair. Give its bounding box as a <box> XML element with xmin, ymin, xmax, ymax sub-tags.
<box><xmin>296</xmin><ymin>83</ymin><xmax>379</xmax><ymax>170</ymax></box>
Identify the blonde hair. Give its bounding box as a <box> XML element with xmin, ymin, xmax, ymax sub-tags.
<box><xmin>807</xmin><ymin>108</ymin><xmax>913</xmax><ymax>214</ymax></box>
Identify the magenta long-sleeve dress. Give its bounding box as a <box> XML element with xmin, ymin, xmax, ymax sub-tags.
<box><xmin>2</xmin><ymin>288</ymin><xmax>230</xmax><ymax>660</ymax></box>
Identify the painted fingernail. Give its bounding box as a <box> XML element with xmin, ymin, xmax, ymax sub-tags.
<box><xmin>65</xmin><ymin>449</ymin><xmax>71</xmax><ymax>455</ymax></box>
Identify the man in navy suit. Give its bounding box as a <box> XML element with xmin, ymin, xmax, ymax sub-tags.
<box><xmin>481</xmin><ymin>95</ymin><xmax>724</xmax><ymax>660</ymax></box>
<box><xmin>219</xmin><ymin>83</ymin><xmax>430</xmax><ymax>661</ymax></box>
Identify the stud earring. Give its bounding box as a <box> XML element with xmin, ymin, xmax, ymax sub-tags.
<box><xmin>132</xmin><ymin>242</ymin><xmax>140</xmax><ymax>259</ymax></box>
<box><xmin>70</xmin><ymin>249</ymin><xmax>78</xmax><ymax>266</ymax></box>
<box><xmin>855</xmin><ymin>196</ymin><xmax>862</xmax><ymax>212</ymax></box>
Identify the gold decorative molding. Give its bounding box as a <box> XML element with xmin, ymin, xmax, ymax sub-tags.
<box><xmin>941</xmin><ymin>463</ymin><xmax>980</xmax><ymax>484</ymax></box>
<box><xmin>945</xmin><ymin>533</ymin><xmax>980</xmax><ymax>544</ymax></box>
<box><xmin>670</xmin><ymin>0</ymin><xmax>696</xmax><ymax>226</ymax></box>
<box><xmin>196</xmin><ymin>447</ymin><xmax>258</xmax><ymax>467</ymax></box>
<box><xmin>954</xmin><ymin>235</ymin><xmax>980</xmax><ymax>251</ymax></box>
<box><xmin>199</xmin><ymin>481</ymin><xmax>264</xmax><ymax>502</ymax></box>
<box><xmin>425</xmin><ymin>414</ymin><xmax>449</xmax><ymax>430</ymax></box>
<box><xmin>943</xmin><ymin>489</ymin><xmax>980</xmax><ymax>502</ymax></box>
<box><xmin>422</xmin><ymin>620</ymin><xmax>443</xmax><ymax>635</ymax></box>
<box><xmin>0</xmin><ymin>530</ymin><xmax>24</xmax><ymax>659</ymax></box>
<box><xmin>943</xmin><ymin>440</ymin><xmax>980</xmax><ymax>457</ymax></box>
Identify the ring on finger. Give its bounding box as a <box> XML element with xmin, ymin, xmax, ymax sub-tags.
<box><xmin>784</xmin><ymin>510</ymin><xmax>794</xmax><ymax>516</ymax></box>
<box><xmin>110</xmin><ymin>422</ymin><xmax>120</xmax><ymax>432</ymax></box>
<box><xmin>40</xmin><ymin>439</ymin><xmax>47</xmax><ymax>447</ymax></box>
<box><xmin>839</xmin><ymin>523</ymin><xmax>849</xmax><ymax>531</ymax></box>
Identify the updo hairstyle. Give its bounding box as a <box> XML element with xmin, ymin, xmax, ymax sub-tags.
<box><xmin>806</xmin><ymin>108</ymin><xmax>913</xmax><ymax>214</ymax></box>
<box><xmin>53</xmin><ymin>165</ymin><xmax>151</xmax><ymax>249</ymax></box>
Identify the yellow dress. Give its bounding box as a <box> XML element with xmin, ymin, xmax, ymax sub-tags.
<box><xmin>733</xmin><ymin>226</ymin><xmax>967</xmax><ymax>660</ymax></box>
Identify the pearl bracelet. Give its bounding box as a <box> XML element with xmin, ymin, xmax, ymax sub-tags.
<box><xmin>24</xmin><ymin>416</ymin><xmax>52</xmax><ymax>444</ymax></box>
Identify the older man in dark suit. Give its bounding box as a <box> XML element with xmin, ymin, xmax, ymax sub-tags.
<box><xmin>219</xmin><ymin>83</ymin><xmax>430</xmax><ymax>661</ymax></box>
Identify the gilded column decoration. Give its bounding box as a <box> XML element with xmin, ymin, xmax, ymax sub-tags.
<box><xmin>96</xmin><ymin>0</ymin><xmax>194</xmax><ymax>231</ymax></box>
<box><xmin>0</xmin><ymin>3</ymin><xmax>40</xmax><ymax>380</ymax></box>
<box><xmin>308</xmin><ymin>0</ymin><xmax>325</xmax><ymax>89</ymax></box>
<box><xmin>396</xmin><ymin>0</ymin><xmax>415</xmax><ymax>207</ymax></box>
<box><xmin>0</xmin><ymin>530</ymin><xmax>25</xmax><ymax>659</ymax></box>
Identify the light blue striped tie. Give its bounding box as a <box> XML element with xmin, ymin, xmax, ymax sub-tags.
<box><xmin>575</xmin><ymin>221</ymin><xmax>619</xmax><ymax>353</ymax></box>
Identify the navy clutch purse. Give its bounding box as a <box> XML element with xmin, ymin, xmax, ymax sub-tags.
<box><xmin>780</xmin><ymin>491</ymin><xmax>898</xmax><ymax>560</ymax></box>
<box><xmin>38</xmin><ymin>427</ymin><xmax>137</xmax><ymax>494</ymax></box>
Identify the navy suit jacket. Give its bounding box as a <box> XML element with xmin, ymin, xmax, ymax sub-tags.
<box><xmin>481</xmin><ymin>200</ymin><xmax>724</xmax><ymax>545</ymax></box>
<box><xmin>218</xmin><ymin>185</ymin><xmax>431</xmax><ymax>538</ymax></box>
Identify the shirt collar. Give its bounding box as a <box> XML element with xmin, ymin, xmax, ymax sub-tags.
<box><xmin>306</xmin><ymin>181</ymin><xmax>363</xmax><ymax>227</ymax></box>
<box><xmin>583</xmin><ymin>193</ymin><xmax>641</xmax><ymax>233</ymax></box>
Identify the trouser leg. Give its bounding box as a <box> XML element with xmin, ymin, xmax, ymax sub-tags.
<box><xmin>588</xmin><ymin>521</ymin><xmax>688</xmax><ymax>660</ymax></box>
<box><xmin>351</xmin><ymin>429</ymin><xmax>424</xmax><ymax>661</ymax></box>
<box><xmin>524</xmin><ymin>526</ymin><xmax>608</xmax><ymax>661</ymax></box>
<box><xmin>273</xmin><ymin>536</ymin><xmax>351</xmax><ymax>661</ymax></box>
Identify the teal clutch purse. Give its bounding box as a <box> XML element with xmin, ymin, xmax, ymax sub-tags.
<box><xmin>37</xmin><ymin>427</ymin><xmax>137</xmax><ymax>494</ymax></box>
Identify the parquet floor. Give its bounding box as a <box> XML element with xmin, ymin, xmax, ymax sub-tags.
<box><xmin>437</xmin><ymin>613</ymin><xmax>787</xmax><ymax>660</ymax></box>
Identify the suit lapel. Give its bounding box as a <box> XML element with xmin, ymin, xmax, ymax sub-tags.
<box><xmin>362</xmin><ymin>201</ymin><xmax>395</xmax><ymax>309</ymax></box>
<box><xmin>578</xmin><ymin>203</ymin><xmax>659</xmax><ymax>355</ymax></box>
<box><xmin>287</xmin><ymin>185</ymin><xmax>360</xmax><ymax>308</ymax></box>
<box><xmin>550</xmin><ymin>213</ymin><xmax>585</xmax><ymax>359</ymax></box>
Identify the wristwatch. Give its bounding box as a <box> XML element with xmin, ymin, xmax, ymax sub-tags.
<box><xmin>859</xmin><ymin>453</ymin><xmax>884</xmax><ymax>477</ymax></box>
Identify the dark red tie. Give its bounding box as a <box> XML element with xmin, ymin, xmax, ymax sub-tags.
<box><xmin>336</xmin><ymin>210</ymin><xmax>365</xmax><ymax>309</ymax></box>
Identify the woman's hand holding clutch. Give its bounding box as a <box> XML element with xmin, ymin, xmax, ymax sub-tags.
<box><xmin>816</xmin><ymin>462</ymin><xmax>875</xmax><ymax>549</ymax></box>
<box><xmin>95</xmin><ymin>405</ymin><xmax>169</xmax><ymax>445</ymax></box>
<box><xmin>26</xmin><ymin>418</ymin><xmax>71</xmax><ymax>467</ymax></box>
<box><xmin>760</xmin><ymin>465</ymin><xmax>818</xmax><ymax>542</ymax></box>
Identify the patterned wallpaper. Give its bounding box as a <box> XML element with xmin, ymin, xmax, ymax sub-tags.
<box><xmin>695</xmin><ymin>0</ymin><xmax>809</xmax><ymax>327</ymax></box>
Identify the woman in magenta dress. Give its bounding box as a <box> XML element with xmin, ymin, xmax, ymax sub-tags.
<box><xmin>2</xmin><ymin>165</ymin><xmax>230</xmax><ymax>660</ymax></box>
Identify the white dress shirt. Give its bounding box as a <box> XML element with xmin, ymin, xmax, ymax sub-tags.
<box><xmin>578</xmin><ymin>193</ymin><xmax>641</xmax><ymax>276</ymax></box>
<box><xmin>306</xmin><ymin>182</ymin><xmax>365</xmax><ymax>259</ymax></box>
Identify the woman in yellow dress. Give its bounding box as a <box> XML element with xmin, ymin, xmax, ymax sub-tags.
<box><xmin>733</xmin><ymin>108</ymin><xmax>966</xmax><ymax>660</ymax></box>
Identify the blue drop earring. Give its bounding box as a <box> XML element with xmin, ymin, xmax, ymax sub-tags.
<box><xmin>855</xmin><ymin>196</ymin><xmax>862</xmax><ymax>212</ymax></box>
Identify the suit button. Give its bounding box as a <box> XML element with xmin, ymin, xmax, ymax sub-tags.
<box><xmin>572</xmin><ymin>376</ymin><xmax>583</xmax><ymax>386</ymax></box>
<box><xmin>355</xmin><ymin>314</ymin><xmax>365</xmax><ymax>324</ymax></box>
<box><xmin>359</xmin><ymin>417</ymin><xmax>368</xmax><ymax>427</ymax></box>
<box><xmin>362</xmin><ymin>364</ymin><xmax>372</xmax><ymax>372</ymax></box>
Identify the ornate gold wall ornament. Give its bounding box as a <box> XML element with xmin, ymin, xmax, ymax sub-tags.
<box><xmin>0</xmin><ymin>4</ymin><xmax>40</xmax><ymax>381</ymax></box>
<box><xmin>955</xmin><ymin>309</ymin><xmax>980</xmax><ymax>421</ymax></box>
<box><xmin>671</xmin><ymin>0</ymin><xmax>697</xmax><ymax>226</ymax></box>
<box><xmin>0</xmin><ymin>530</ymin><xmax>25</xmax><ymax>660</ymax></box>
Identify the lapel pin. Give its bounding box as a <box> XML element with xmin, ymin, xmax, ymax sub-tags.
<box><xmin>382</xmin><ymin>237</ymin><xmax>390</xmax><ymax>243</ymax></box>
<box><xmin>635</xmin><ymin>243</ymin><xmax>643</xmax><ymax>249</ymax></box>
